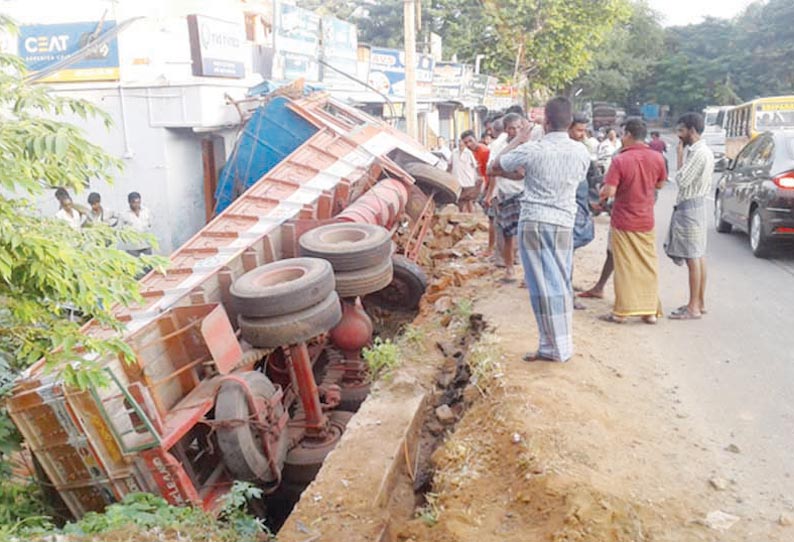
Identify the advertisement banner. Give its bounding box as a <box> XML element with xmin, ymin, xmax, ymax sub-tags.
<box><xmin>368</xmin><ymin>47</ymin><xmax>434</xmax><ymax>98</ymax></box>
<box><xmin>187</xmin><ymin>15</ymin><xmax>246</xmax><ymax>78</ymax></box>
<box><xmin>485</xmin><ymin>83</ymin><xmax>519</xmax><ymax>110</ymax></box>
<box><xmin>433</xmin><ymin>62</ymin><xmax>465</xmax><ymax>100</ymax></box>
<box><xmin>320</xmin><ymin>17</ymin><xmax>358</xmax><ymax>89</ymax></box>
<box><xmin>18</xmin><ymin>21</ymin><xmax>120</xmax><ymax>82</ymax></box>
<box><xmin>273</xmin><ymin>0</ymin><xmax>320</xmax><ymax>81</ymax></box>
<box><xmin>464</xmin><ymin>73</ymin><xmax>497</xmax><ymax>105</ymax></box>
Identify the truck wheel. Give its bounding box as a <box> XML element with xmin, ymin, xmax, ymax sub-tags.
<box><xmin>364</xmin><ymin>255</ymin><xmax>427</xmax><ymax>311</ymax></box>
<box><xmin>215</xmin><ymin>371</ymin><xmax>288</xmax><ymax>483</ymax></box>
<box><xmin>334</xmin><ymin>258</ymin><xmax>394</xmax><ymax>298</ymax></box>
<box><xmin>283</xmin><ymin>410</ymin><xmax>353</xmax><ymax>485</ymax></box>
<box><xmin>404</xmin><ymin>162</ymin><xmax>461</xmax><ymax>206</ymax></box>
<box><xmin>239</xmin><ymin>292</ymin><xmax>343</xmax><ymax>348</ymax></box>
<box><xmin>299</xmin><ymin>223</ymin><xmax>392</xmax><ymax>271</ymax></box>
<box><xmin>231</xmin><ymin>258</ymin><xmax>334</xmax><ymax>318</ymax></box>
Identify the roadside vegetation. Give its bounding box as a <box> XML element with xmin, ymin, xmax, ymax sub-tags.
<box><xmin>0</xmin><ymin>16</ymin><xmax>162</xmax><ymax>538</ymax></box>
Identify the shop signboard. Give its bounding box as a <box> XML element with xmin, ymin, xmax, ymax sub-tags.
<box><xmin>18</xmin><ymin>21</ymin><xmax>120</xmax><ymax>82</ymax></box>
<box><xmin>433</xmin><ymin>62</ymin><xmax>465</xmax><ymax>100</ymax></box>
<box><xmin>187</xmin><ymin>15</ymin><xmax>246</xmax><ymax>78</ymax></box>
<box><xmin>465</xmin><ymin>73</ymin><xmax>497</xmax><ymax>105</ymax></box>
<box><xmin>273</xmin><ymin>1</ymin><xmax>320</xmax><ymax>81</ymax></box>
<box><xmin>368</xmin><ymin>47</ymin><xmax>434</xmax><ymax>98</ymax></box>
<box><xmin>320</xmin><ymin>16</ymin><xmax>358</xmax><ymax>89</ymax></box>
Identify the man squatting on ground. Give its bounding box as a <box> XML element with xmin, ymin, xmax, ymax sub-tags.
<box><xmin>488</xmin><ymin>97</ymin><xmax>590</xmax><ymax>362</ymax></box>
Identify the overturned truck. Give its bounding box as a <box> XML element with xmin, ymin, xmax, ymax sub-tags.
<box><xmin>7</xmin><ymin>94</ymin><xmax>461</xmax><ymax>519</ymax></box>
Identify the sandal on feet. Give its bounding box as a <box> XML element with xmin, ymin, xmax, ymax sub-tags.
<box><xmin>499</xmin><ymin>276</ymin><xmax>517</xmax><ymax>284</ymax></box>
<box><xmin>642</xmin><ymin>315</ymin><xmax>658</xmax><ymax>325</ymax></box>
<box><xmin>522</xmin><ymin>352</ymin><xmax>557</xmax><ymax>362</ymax></box>
<box><xmin>668</xmin><ymin>308</ymin><xmax>701</xmax><ymax>320</ymax></box>
<box><xmin>574</xmin><ymin>301</ymin><xmax>587</xmax><ymax>311</ymax></box>
<box><xmin>598</xmin><ymin>313</ymin><xmax>626</xmax><ymax>324</ymax></box>
<box><xmin>577</xmin><ymin>290</ymin><xmax>604</xmax><ymax>299</ymax></box>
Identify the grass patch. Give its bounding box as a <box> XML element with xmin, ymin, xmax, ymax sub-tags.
<box><xmin>362</xmin><ymin>337</ymin><xmax>400</xmax><ymax>381</ymax></box>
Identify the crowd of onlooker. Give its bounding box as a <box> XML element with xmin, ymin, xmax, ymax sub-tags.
<box><xmin>53</xmin><ymin>188</ymin><xmax>154</xmax><ymax>256</ymax></box>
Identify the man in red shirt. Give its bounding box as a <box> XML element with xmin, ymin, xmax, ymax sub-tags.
<box><xmin>598</xmin><ymin>117</ymin><xmax>667</xmax><ymax>324</ymax></box>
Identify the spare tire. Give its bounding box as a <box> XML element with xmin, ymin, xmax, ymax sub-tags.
<box><xmin>404</xmin><ymin>162</ymin><xmax>461</xmax><ymax>205</ymax></box>
<box><xmin>334</xmin><ymin>258</ymin><xmax>394</xmax><ymax>298</ymax></box>
<box><xmin>215</xmin><ymin>371</ymin><xmax>288</xmax><ymax>483</ymax></box>
<box><xmin>299</xmin><ymin>223</ymin><xmax>392</xmax><ymax>272</ymax></box>
<box><xmin>364</xmin><ymin>255</ymin><xmax>427</xmax><ymax>311</ymax></box>
<box><xmin>231</xmin><ymin>258</ymin><xmax>334</xmax><ymax>318</ymax></box>
<box><xmin>239</xmin><ymin>291</ymin><xmax>343</xmax><ymax>348</ymax></box>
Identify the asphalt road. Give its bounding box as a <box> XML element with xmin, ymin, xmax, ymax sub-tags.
<box><xmin>650</xmin><ymin>135</ymin><xmax>794</xmax><ymax>517</ymax></box>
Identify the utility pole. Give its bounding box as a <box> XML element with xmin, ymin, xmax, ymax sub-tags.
<box><xmin>403</xmin><ymin>0</ymin><xmax>418</xmax><ymax>140</ymax></box>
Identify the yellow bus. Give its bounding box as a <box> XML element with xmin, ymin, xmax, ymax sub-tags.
<box><xmin>725</xmin><ymin>95</ymin><xmax>794</xmax><ymax>159</ymax></box>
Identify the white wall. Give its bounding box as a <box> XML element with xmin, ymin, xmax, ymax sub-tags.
<box><xmin>1</xmin><ymin>0</ymin><xmax>270</xmax><ymax>254</ymax></box>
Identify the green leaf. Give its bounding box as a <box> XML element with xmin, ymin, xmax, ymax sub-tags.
<box><xmin>53</xmin><ymin>131</ymin><xmax>68</xmax><ymax>157</ymax></box>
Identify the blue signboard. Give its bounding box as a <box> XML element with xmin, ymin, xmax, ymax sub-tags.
<box><xmin>368</xmin><ymin>47</ymin><xmax>434</xmax><ymax>97</ymax></box>
<box><xmin>641</xmin><ymin>103</ymin><xmax>660</xmax><ymax>121</ymax></box>
<box><xmin>18</xmin><ymin>21</ymin><xmax>120</xmax><ymax>82</ymax></box>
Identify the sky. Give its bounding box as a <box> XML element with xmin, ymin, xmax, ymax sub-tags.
<box><xmin>649</xmin><ymin>0</ymin><xmax>756</xmax><ymax>27</ymax></box>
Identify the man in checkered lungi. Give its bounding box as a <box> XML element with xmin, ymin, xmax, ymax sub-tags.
<box><xmin>485</xmin><ymin>113</ymin><xmax>524</xmax><ymax>282</ymax></box>
<box><xmin>489</xmin><ymin>97</ymin><xmax>590</xmax><ymax>362</ymax></box>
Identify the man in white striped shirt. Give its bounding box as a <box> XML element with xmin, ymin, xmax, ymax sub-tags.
<box><xmin>489</xmin><ymin>97</ymin><xmax>590</xmax><ymax>362</ymax></box>
<box><xmin>665</xmin><ymin>112</ymin><xmax>714</xmax><ymax>320</ymax></box>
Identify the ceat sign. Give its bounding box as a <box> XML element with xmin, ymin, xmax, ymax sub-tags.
<box><xmin>18</xmin><ymin>21</ymin><xmax>120</xmax><ymax>83</ymax></box>
<box><xmin>24</xmin><ymin>34</ymin><xmax>69</xmax><ymax>54</ymax></box>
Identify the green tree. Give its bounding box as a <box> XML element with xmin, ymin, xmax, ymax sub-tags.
<box><xmin>572</xmin><ymin>0</ymin><xmax>664</xmax><ymax>108</ymax></box>
<box><xmin>626</xmin><ymin>0</ymin><xmax>794</xmax><ymax>115</ymax></box>
<box><xmin>0</xmin><ymin>17</ymin><xmax>158</xmax><ymax>388</ymax></box>
<box><xmin>431</xmin><ymin>0</ymin><xmax>631</xmax><ymax>87</ymax></box>
<box><xmin>0</xmin><ymin>15</ymin><xmax>164</xmax><ymax>532</ymax></box>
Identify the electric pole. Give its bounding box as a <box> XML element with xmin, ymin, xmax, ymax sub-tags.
<box><xmin>403</xmin><ymin>0</ymin><xmax>418</xmax><ymax>140</ymax></box>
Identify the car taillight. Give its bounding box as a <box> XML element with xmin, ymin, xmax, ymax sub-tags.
<box><xmin>773</xmin><ymin>171</ymin><xmax>794</xmax><ymax>189</ymax></box>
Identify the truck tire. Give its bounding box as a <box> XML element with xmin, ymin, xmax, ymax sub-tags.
<box><xmin>239</xmin><ymin>291</ymin><xmax>342</xmax><ymax>348</ymax></box>
<box><xmin>215</xmin><ymin>371</ymin><xmax>288</xmax><ymax>483</ymax></box>
<box><xmin>364</xmin><ymin>255</ymin><xmax>427</xmax><ymax>311</ymax></box>
<box><xmin>283</xmin><ymin>410</ymin><xmax>353</xmax><ymax>485</ymax></box>
<box><xmin>334</xmin><ymin>258</ymin><xmax>394</xmax><ymax>298</ymax></box>
<box><xmin>299</xmin><ymin>223</ymin><xmax>392</xmax><ymax>272</ymax></box>
<box><xmin>231</xmin><ymin>258</ymin><xmax>334</xmax><ymax>318</ymax></box>
<box><xmin>404</xmin><ymin>162</ymin><xmax>461</xmax><ymax>206</ymax></box>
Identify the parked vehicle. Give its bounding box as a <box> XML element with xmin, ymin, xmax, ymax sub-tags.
<box><xmin>6</xmin><ymin>93</ymin><xmax>459</xmax><ymax>520</ymax></box>
<box><xmin>592</xmin><ymin>102</ymin><xmax>618</xmax><ymax>131</ymax></box>
<box><xmin>703</xmin><ymin>105</ymin><xmax>731</xmax><ymax>171</ymax></box>
<box><xmin>714</xmin><ymin>131</ymin><xmax>794</xmax><ymax>257</ymax></box>
<box><xmin>724</xmin><ymin>96</ymin><xmax>794</xmax><ymax>160</ymax></box>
